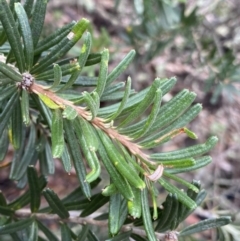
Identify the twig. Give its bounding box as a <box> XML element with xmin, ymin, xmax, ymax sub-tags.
<box><xmin>15</xmin><ymin>209</ymin><xmax>167</xmax><ymax>240</ymax></box>
<box><xmin>31</xmin><ymin>82</ymin><xmax>157</xmax><ymax>167</ymax></box>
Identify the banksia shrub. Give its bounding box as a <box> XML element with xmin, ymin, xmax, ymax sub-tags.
<box><xmin>0</xmin><ymin>0</ymin><xmax>231</xmax><ymax>240</ymax></box>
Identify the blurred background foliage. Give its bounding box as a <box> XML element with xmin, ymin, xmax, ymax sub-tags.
<box><xmin>0</xmin><ymin>0</ymin><xmax>239</xmax><ymax>240</ymax></box>
<box><xmin>75</xmin><ymin>0</ymin><xmax>240</xmax><ymax>104</ymax></box>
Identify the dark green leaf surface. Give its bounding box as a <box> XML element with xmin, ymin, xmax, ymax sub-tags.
<box><xmin>43</xmin><ymin>188</ymin><xmax>69</xmax><ymax>219</ymax></box>
<box><xmin>30</xmin><ymin>0</ymin><xmax>47</xmax><ymax>47</ymax></box>
<box><xmin>51</xmin><ymin>108</ymin><xmax>64</xmax><ymax>158</ymax></box>
<box><xmin>0</xmin><ymin>217</ymin><xmax>33</xmax><ymax>234</ymax></box>
<box><xmin>11</xmin><ymin>99</ymin><xmax>22</xmax><ymax>149</ymax></box>
<box><xmin>0</xmin><ymin>92</ymin><xmax>18</xmax><ymax>136</ymax></box>
<box><xmin>15</xmin><ymin>3</ymin><xmax>34</xmax><ymax>70</ymax></box>
<box><xmin>141</xmin><ymin>187</ymin><xmax>157</xmax><ymax>241</ymax></box>
<box><xmin>179</xmin><ymin>216</ymin><xmax>232</xmax><ymax>237</ymax></box>
<box><xmin>106</xmin><ymin>230</ymin><xmax>132</xmax><ymax>241</ymax></box>
<box><xmin>60</xmin><ymin>222</ymin><xmax>72</xmax><ymax>241</ymax></box>
<box><xmin>106</xmin><ymin>49</ymin><xmax>135</xmax><ymax>85</ymax></box>
<box><xmin>76</xmin><ymin>224</ymin><xmax>89</xmax><ymax>241</ymax></box>
<box><xmin>63</xmin><ymin>119</ymin><xmax>91</xmax><ymax>199</ymax></box>
<box><xmin>0</xmin><ymin>0</ymin><xmax>25</xmax><ymax>72</ymax></box>
<box><xmin>109</xmin><ymin>193</ymin><xmax>121</xmax><ymax>235</ymax></box>
<box><xmin>10</xmin><ymin>123</ymin><xmax>36</xmax><ymax>180</ymax></box>
<box><xmin>80</xmin><ymin>193</ymin><xmax>109</xmax><ymax>217</ymax></box>
<box><xmin>37</xmin><ymin>220</ymin><xmax>59</xmax><ymax>241</ymax></box>
<box><xmin>27</xmin><ymin>166</ymin><xmax>41</xmax><ymax>213</ymax></box>
<box><xmin>29</xmin><ymin>221</ymin><xmax>38</xmax><ymax>241</ymax></box>
<box><xmin>0</xmin><ymin>128</ymin><xmax>9</xmax><ymax>161</ymax></box>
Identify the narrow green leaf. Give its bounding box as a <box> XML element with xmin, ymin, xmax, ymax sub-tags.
<box><xmin>130</xmin><ymin>234</ymin><xmax>147</xmax><ymax>241</ymax></box>
<box><xmin>184</xmin><ymin>127</ymin><xmax>198</xmax><ymax>139</ymax></box>
<box><xmin>43</xmin><ymin>188</ymin><xmax>69</xmax><ymax>219</ymax></box>
<box><xmin>8</xmin><ymin>175</ymin><xmax>47</xmax><ymax>210</ymax></box>
<box><xmin>119</xmin><ymin>88</ymin><xmax>190</xmax><ymax>135</ymax></box>
<box><xmin>60</xmin><ymin>222</ymin><xmax>72</xmax><ymax>241</ymax></box>
<box><xmin>109</xmin><ymin>193</ymin><xmax>121</xmax><ymax>235</ymax></box>
<box><xmin>98</xmin><ymin>139</ymin><xmax>134</xmax><ymax>201</ymax></box>
<box><xmin>0</xmin><ymin>191</ymin><xmax>7</xmax><ymax>206</ymax></box>
<box><xmin>99</xmin><ymin>77</ymin><xmax>176</xmax><ymax>117</ymax></box>
<box><xmin>31</xmin><ymin>94</ymin><xmax>52</xmax><ymax>127</ymax></box>
<box><xmin>0</xmin><ymin>32</ymin><xmax>7</xmax><ymax>46</ymax></box>
<box><xmin>105</xmin><ymin>230</ymin><xmax>132</xmax><ymax>241</ymax></box>
<box><xmin>34</xmin><ymin>21</ymin><xmax>75</xmax><ymax>55</ymax></box>
<box><xmin>0</xmin><ymin>206</ymin><xmax>14</xmax><ymax>216</ymax></box>
<box><xmin>62</xmin><ymin>105</ymin><xmax>78</xmax><ymax>120</ymax></box>
<box><xmin>11</xmin><ymin>99</ymin><xmax>22</xmax><ymax>149</ymax></box>
<box><xmin>85</xmin><ymin>53</ymin><xmax>101</xmax><ymax>66</ymax></box>
<box><xmin>10</xmin><ymin>233</ymin><xmax>22</xmax><ymax>241</ymax></box>
<box><xmin>10</xmin><ymin>124</ymin><xmax>36</xmax><ymax>180</ymax></box>
<box><xmin>91</xmin><ymin>91</ymin><xmax>100</xmax><ymax>117</ymax></box>
<box><xmin>179</xmin><ymin>180</ymin><xmax>201</xmax><ymax>221</ymax></box>
<box><xmin>0</xmin><ymin>92</ymin><xmax>18</xmax><ymax>136</ymax></box>
<box><xmin>102</xmin><ymin>82</ymin><xmax>125</xmax><ymax>96</ymax></box>
<box><xmin>80</xmin><ymin>194</ymin><xmax>109</xmax><ymax>217</ymax></box>
<box><xmin>21</xmin><ymin>89</ymin><xmax>30</xmax><ymax>126</ymax></box>
<box><xmin>31</xmin><ymin>18</ymin><xmax>89</xmax><ymax>74</ymax></box>
<box><xmin>165</xmin><ymin>156</ymin><xmax>212</xmax><ymax>174</ymax></box>
<box><xmin>75</xmin><ymin>116</ymin><xmax>99</xmax><ymax>152</ymax></box>
<box><xmin>58</xmin><ymin>31</ymin><xmax>92</xmax><ymax>91</ymax></box>
<box><xmin>158</xmin><ymin>178</ymin><xmax>197</xmax><ymax>210</ymax></box>
<box><xmin>63</xmin><ymin>119</ymin><xmax>91</xmax><ymax>199</ymax></box>
<box><xmin>0</xmin><ymin>217</ymin><xmax>33</xmax><ymax>235</ymax></box>
<box><xmin>102</xmin><ymin>183</ymin><xmax>118</xmax><ymax>197</ymax></box>
<box><xmin>36</xmin><ymin>62</ymin><xmax>78</xmax><ymax>80</ymax></box>
<box><xmin>128</xmin><ymin>187</ymin><xmax>142</xmax><ymax>219</ymax></box>
<box><xmin>0</xmin><ymin>85</ymin><xmax>16</xmax><ymax>102</ymax></box>
<box><xmin>155</xmin><ymin>193</ymin><xmax>173</xmax><ymax>231</ymax></box>
<box><xmin>60</xmin><ymin>144</ymin><xmax>72</xmax><ymax>173</ymax></box>
<box><xmin>38</xmin><ymin>93</ymin><xmax>62</xmax><ymax>109</ymax></box>
<box><xmin>87</xmin><ymin>229</ymin><xmax>100</xmax><ymax>241</ymax></box>
<box><xmin>61</xmin><ymin>178</ymin><xmax>100</xmax><ymax>204</ymax></box>
<box><xmin>14</xmin><ymin>3</ymin><xmax>34</xmax><ymax>70</ymax></box>
<box><xmin>119</xmin><ymin>198</ymin><xmax>128</xmax><ymax>229</ymax></box>
<box><xmin>64</xmin><ymin>199</ymin><xmax>89</xmax><ymax>211</ymax></box>
<box><xmin>106</xmin><ymin>49</ymin><xmax>135</xmax><ymax>85</ymax></box>
<box><xmin>37</xmin><ymin>220</ymin><xmax>59</xmax><ymax>241</ymax></box>
<box><xmin>75</xmin><ymin>125</ymin><xmax>101</xmax><ymax>183</ymax></box>
<box><xmin>97</xmin><ymin>130</ymin><xmax>145</xmax><ymax>190</ymax></box>
<box><xmin>0</xmin><ymin>128</ymin><xmax>9</xmax><ymax>161</ymax></box>
<box><xmin>29</xmin><ymin>221</ymin><xmax>38</xmax><ymax>241</ymax></box>
<box><xmin>163</xmin><ymin>172</ymin><xmax>199</xmax><ymax>193</ymax></box>
<box><xmin>141</xmin><ymin>187</ymin><xmax>157</xmax><ymax>241</ymax></box>
<box><xmin>0</xmin><ymin>0</ymin><xmax>25</xmax><ymax>72</ymax></box>
<box><xmin>51</xmin><ymin>109</ymin><xmax>64</xmax><ymax>158</ymax></box>
<box><xmin>39</xmin><ymin>140</ymin><xmax>55</xmax><ymax>175</ymax></box>
<box><xmin>133</xmin><ymin>88</ymin><xmax>162</xmax><ymax>139</ymax></box>
<box><xmin>0</xmin><ymin>62</ymin><xmax>22</xmax><ymax>82</ymax></box>
<box><xmin>77</xmin><ymin>224</ymin><xmax>89</xmax><ymax>241</ymax></box>
<box><xmin>27</xmin><ymin>166</ymin><xmax>41</xmax><ymax>212</ymax></box>
<box><xmin>151</xmin><ymin>136</ymin><xmax>218</xmax><ymax>161</ymax></box>
<box><xmin>82</xmin><ymin>91</ymin><xmax>98</xmax><ymax>119</ymax></box>
<box><xmin>23</xmin><ymin>0</ymin><xmax>34</xmax><ymax>18</ymax></box>
<box><xmin>155</xmin><ymin>158</ymin><xmax>195</xmax><ymax>168</ymax></box>
<box><xmin>107</xmin><ymin>77</ymin><xmax>132</xmax><ymax>121</ymax></box>
<box><xmin>179</xmin><ymin>216</ymin><xmax>232</xmax><ymax>237</ymax></box>
<box><xmin>44</xmin><ymin>64</ymin><xmax>62</xmax><ymax>90</ymax></box>
<box><xmin>95</xmin><ymin>48</ymin><xmax>109</xmax><ymax>97</ymax></box>
<box><xmin>118</xmin><ymin>78</ymin><xmax>161</xmax><ymax>128</ymax></box>
<box><xmin>30</xmin><ymin>0</ymin><xmax>47</xmax><ymax>47</ymax></box>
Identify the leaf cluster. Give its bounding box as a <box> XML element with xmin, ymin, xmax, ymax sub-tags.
<box><xmin>0</xmin><ymin>0</ymin><xmax>231</xmax><ymax>240</ymax></box>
